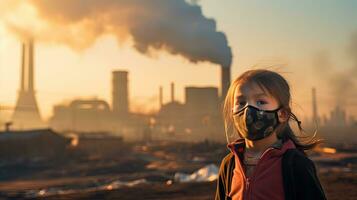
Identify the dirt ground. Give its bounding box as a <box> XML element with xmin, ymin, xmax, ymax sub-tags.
<box><xmin>1</xmin><ymin>172</ymin><xmax>356</xmax><ymax>200</ymax></box>
<box><xmin>0</xmin><ymin>140</ymin><xmax>356</xmax><ymax>200</ymax></box>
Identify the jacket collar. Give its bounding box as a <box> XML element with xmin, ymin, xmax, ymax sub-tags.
<box><xmin>226</xmin><ymin>138</ymin><xmax>295</xmax><ymax>156</ymax></box>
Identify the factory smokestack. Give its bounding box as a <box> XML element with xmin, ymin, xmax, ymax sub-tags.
<box><xmin>112</xmin><ymin>71</ymin><xmax>129</xmax><ymax>117</ymax></box>
<box><xmin>159</xmin><ymin>86</ymin><xmax>163</xmax><ymax>109</ymax></box>
<box><xmin>12</xmin><ymin>40</ymin><xmax>44</xmax><ymax>129</ymax></box>
<box><xmin>28</xmin><ymin>39</ymin><xmax>34</xmax><ymax>92</ymax></box>
<box><xmin>20</xmin><ymin>43</ymin><xmax>25</xmax><ymax>90</ymax></box>
<box><xmin>221</xmin><ymin>66</ymin><xmax>231</xmax><ymax>101</ymax></box>
<box><xmin>171</xmin><ymin>82</ymin><xmax>175</xmax><ymax>103</ymax></box>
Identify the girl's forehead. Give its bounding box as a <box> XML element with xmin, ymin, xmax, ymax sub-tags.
<box><xmin>234</xmin><ymin>82</ymin><xmax>269</xmax><ymax>97</ymax></box>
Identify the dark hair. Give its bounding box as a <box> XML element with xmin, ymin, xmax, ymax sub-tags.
<box><xmin>223</xmin><ymin>69</ymin><xmax>322</xmax><ymax>152</ymax></box>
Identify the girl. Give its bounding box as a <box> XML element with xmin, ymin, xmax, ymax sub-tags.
<box><xmin>215</xmin><ymin>69</ymin><xmax>327</xmax><ymax>200</ymax></box>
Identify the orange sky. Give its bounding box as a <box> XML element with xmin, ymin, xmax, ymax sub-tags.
<box><xmin>0</xmin><ymin>0</ymin><xmax>356</xmax><ymax>122</ymax></box>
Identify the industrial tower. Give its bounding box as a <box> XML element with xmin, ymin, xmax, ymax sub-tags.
<box><xmin>11</xmin><ymin>40</ymin><xmax>44</xmax><ymax>129</ymax></box>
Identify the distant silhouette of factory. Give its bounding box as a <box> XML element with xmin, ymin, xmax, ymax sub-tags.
<box><xmin>4</xmin><ymin>40</ymin><xmax>231</xmax><ymax>142</ymax></box>
<box><xmin>49</xmin><ymin>69</ymin><xmax>228</xmax><ymax>142</ymax></box>
<box><xmin>305</xmin><ymin>87</ymin><xmax>356</xmax><ymax>143</ymax></box>
<box><xmin>309</xmin><ymin>87</ymin><xmax>355</xmax><ymax>128</ymax></box>
<box><xmin>3</xmin><ymin>40</ymin><xmax>356</xmax><ymax>143</ymax></box>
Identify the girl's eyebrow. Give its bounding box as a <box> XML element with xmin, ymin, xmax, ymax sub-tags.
<box><xmin>235</xmin><ymin>93</ymin><xmax>267</xmax><ymax>100</ymax></box>
<box><xmin>253</xmin><ymin>93</ymin><xmax>268</xmax><ymax>98</ymax></box>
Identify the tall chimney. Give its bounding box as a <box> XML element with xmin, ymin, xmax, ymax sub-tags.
<box><xmin>20</xmin><ymin>43</ymin><xmax>26</xmax><ymax>91</ymax></box>
<box><xmin>312</xmin><ymin>87</ymin><xmax>319</xmax><ymax>125</ymax></box>
<box><xmin>112</xmin><ymin>71</ymin><xmax>129</xmax><ymax>117</ymax></box>
<box><xmin>28</xmin><ymin>40</ymin><xmax>34</xmax><ymax>92</ymax></box>
<box><xmin>12</xmin><ymin>39</ymin><xmax>44</xmax><ymax>129</ymax></box>
<box><xmin>221</xmin><ymin>66</ymin><xmax>231</xmax><ymax>101</ymax></box>
<box><xmin>171</xmin><ymin>82</ymin><xmax>175</xmax><ymax>103</ymax></box>
<box><xmin>159</xmin><ymin>86</ymin><xmax>163</xmax><ymax>109</ymax></box>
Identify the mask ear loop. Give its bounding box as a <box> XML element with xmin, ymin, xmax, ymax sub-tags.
<box><xmin>232</xmin><ymin>104</ymin><xmax>249</xmax><ymax>116</ymax></box>
<box><xmin>272</xmin><ymin>106</ymin><xmax>286</xmax><ymax>140</ymax></box>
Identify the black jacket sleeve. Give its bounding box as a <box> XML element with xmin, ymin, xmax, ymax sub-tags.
<box><xmin>215</xmin><ymin>153</ymin><xmax>233</xmax><ymax>200</ymax></box>
<box><xmin>283</xmin><ymin>149</ymin><xmax>327</xmax><ymax>200</ymax></box>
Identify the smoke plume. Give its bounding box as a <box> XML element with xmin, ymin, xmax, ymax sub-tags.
<box><xmin>0</xmin><ymin>0</ymin><xmax>232</xmax><ymax>67</ymax></box>
<box><xmin>313</xmin><ymin>32</ymin><xmax>357</xmax><ymax>105</ymax></box>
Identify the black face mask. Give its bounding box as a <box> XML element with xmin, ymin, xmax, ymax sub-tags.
<box><xmin>233</xmin><ymin>105</ymin><xmax>281</xmax><ymax>141</ymax></box>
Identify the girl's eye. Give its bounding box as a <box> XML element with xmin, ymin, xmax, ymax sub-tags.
<box><xmin>233</xmin><ymin>101</ymin><xmax>246</xmax><ymax>114</ymax></box>
<box><xmin>239</xmin><ymin>101</ymin><xmax>246</xmax><ymax>107</ymax></box>
<box><xmin>257</xmin><ymin>100</ymin><xmax>267</xmax><ymax>106</ymax></box>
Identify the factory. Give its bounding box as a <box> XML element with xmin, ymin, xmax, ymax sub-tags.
<box><xmin>5</xmin><ymin>40</ymin><xmax>356</xmax><ymax>143</ymax></box>
<box><xmin>49</xmin><ymin>70</ymin><xmax>147</xmax><ymax>141</ymax></box>
<box><xmin>48</xmin><ymin>67</ymin><xmax>229</xmax><ymax>142</ymax></box>
<box><xmin>47</xmin><ymin>64</ymin><xmax>231</xmax><ymax>142</ymax></box>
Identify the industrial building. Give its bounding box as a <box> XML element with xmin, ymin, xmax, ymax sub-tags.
<box><xmin>49</xmin><ymin>70</ymin><xmax>149</xmax><ymax>141</ymax></box>
<box><xmin>50</xmin><ymin>70</ymin><xmax>132</xmax><ymax>133</ymax></box>
<box><xmin>156</xmin><ymin>82</ymin><xmax>224</xmax><ymax>142</ymax></box>
<box><xmin>50</xmin><ymin>98</ymin><xmax>114</xmax><ymax>133</ymax></box>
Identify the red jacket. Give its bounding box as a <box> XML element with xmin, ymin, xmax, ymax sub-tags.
<box><xmin>227</xmin><ymin>139</ymin><xmax>296</xmax><ymax>200</ymax></box>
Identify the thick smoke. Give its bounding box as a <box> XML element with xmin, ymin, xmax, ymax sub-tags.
<box><xmin>313</xmin><ymin>33</ymin><xmax>357</xmax><ymax>105</ymax></box>
<box><xmin>1</xmin><ymin>0</ymin><xmax>232</xmax><ymax>67</ymax></box>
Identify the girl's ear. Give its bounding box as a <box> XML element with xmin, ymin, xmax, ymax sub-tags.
<box><xmin>277</xmin><ymin>109</ymin><xmax>289</xmax><ymax>123</ymax></box>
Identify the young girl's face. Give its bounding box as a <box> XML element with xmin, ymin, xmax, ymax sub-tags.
<box><xmin>233</xmin><ymin>82</ymin><xmax>280</xmax><ymax>113</ymax></box>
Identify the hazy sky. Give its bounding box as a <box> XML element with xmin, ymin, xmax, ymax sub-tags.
<box><xmin>0</xmin><ymin>0</ymin><xmax>356</xmax><ymax>121</ymax></box>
